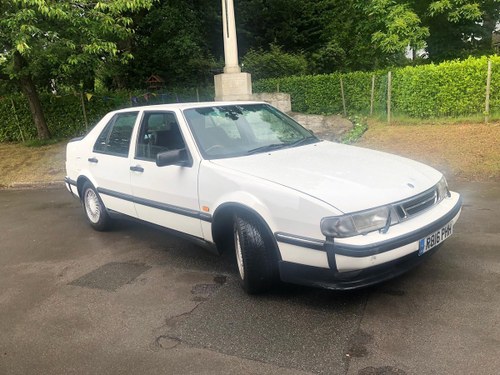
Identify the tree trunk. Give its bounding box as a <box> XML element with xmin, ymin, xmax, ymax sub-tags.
<box><xmin>82</xmin><ymin>66</ymin><xmax>95</xmax><ymax>92</ymax></box>
<box><xmin>13</xmin><ymin>52</ymin><xmax>51</xmax><ymax>140</ymax></box>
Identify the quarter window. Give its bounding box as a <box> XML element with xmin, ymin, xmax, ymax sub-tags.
<box><xmin>93</xmin><ymin>112</ymin><xmax>138</xmax><ymax>157</ymax></box>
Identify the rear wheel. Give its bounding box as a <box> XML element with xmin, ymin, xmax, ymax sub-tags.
<box><xmin>82</xmin><ymin>182</ymin><xmax>111</xmax><ymax>231</ymax></box>
<box><xmin>233</xmin><ymin>213</ymin><xmax>279</xmax><ymax>294</ymax></box>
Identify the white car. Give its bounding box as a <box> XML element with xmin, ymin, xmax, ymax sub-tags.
<box><xmin>65</xmin><ymin>102</ymin><xmax>462</xmax><ymax>293</ymax></box>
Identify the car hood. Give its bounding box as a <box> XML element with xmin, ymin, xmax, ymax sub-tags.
<box><xmin>210</xmin><ymin>141</ymin><xmax>442</xmax><ymax>213</ymax></box>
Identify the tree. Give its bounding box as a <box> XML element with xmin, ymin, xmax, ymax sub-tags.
<box><xmin>426</xmin><ymin>0</ymin><xmax>500</xmax><ymax>60</ymax></box>
<box><xmin>237</xmin><ymin>0</ymin><xmax>416</xmax><ymax>72</ymax></box>
<box><xmin>103</xmin><ymin>0</ymin><xmax>218</xmax><ymax>89</ymax></box>
<box><xmin>241</xmin><ymin>44</ymin><xmax>307</xmax><ymax>79</ymax></box>
<box><xmin>369</xmin><ymin>0</ymin><xmax>499</xmax><ymax>62</ymax></box>
<box><xmin>365</xmin><ymin>0</ymin><xmax>430</xmax><ymax>56</ymax></box>
<box><xmin>238</xmin><ymin>0</ymin><xmax>499</xmax><ymax>72</ymax></box>
<box><xmin>0</xmin><ymin>0</ymin><xmax>154</xmax><ymax>140</ymax></box>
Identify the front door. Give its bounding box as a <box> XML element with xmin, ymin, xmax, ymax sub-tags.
<box><xmin>129</xmin><ymin>111</ymin><xmax>203</xmax><ymax>238</ymax></box>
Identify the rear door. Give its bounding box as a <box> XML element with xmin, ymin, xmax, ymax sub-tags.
<box><xmin>87</xmin><ymin>111</ymin><xmax>139</xmax><ymax>217</ymax></box>
<box><xmin>129</xmin><ymin>111</ymin><xmax>203</xmax><ymax>237</ymax></box>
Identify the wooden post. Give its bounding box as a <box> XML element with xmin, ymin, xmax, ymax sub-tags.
<box><xmin>196</xmin><ymin>87</ymin><xmax>200</xmax><ymax>102</ymax></box>
<box><xmin>277</xmin><ymin>82</ymin><xmax>280</xmax><ymax>93</ymax></box>
<box><xmin>485</xmin><ymin>60</ymin><xmax>492</xmax><ymax>124</ymax></box>
<box><xmin>80</xmin><ymin>92</ymin><xmax>89</xmax><ymax>131</ymax></box>
<box><xmin>370</xmin><ymin>75</ymin><xmax>375</xmax><ymax>116</ymax></box>
<box><xmin>387</xmin><ymin>71</ymin><xmax>392</xmax><ymax>124</ymax></box>
<box><xmin>340</xmin><ymin>76</ymin><xmax>347</xmax><ymax>116</ymax></box>
<box><xmin>10</xmin><ymin>98</ymin><xmax>25</xmax><ymax>142</ymax></box>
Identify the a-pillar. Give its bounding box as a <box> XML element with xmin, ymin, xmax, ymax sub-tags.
<box><xmin>214</xmin><ymin>0</ymin><xmax>252</xmax><ymax>101</ymax></box>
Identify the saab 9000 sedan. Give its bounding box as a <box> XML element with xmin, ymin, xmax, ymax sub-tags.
<box><xmin>65</xmin><ymin>102</ymin><xmax>462</xmax><ymax>294</ymax></box>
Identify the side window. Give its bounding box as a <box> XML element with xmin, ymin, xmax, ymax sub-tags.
<box><xmin>136</xmin><ymin>112</ymin><xmax>186</xmax><ymax>160</ymax></box>
<box><xmin>93</xmin><ymin>112</ymin><xmax>138</xmax><ymax>157</ymax></box>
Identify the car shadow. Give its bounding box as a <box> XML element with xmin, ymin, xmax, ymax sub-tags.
<box><xmin>106</xmin><ymin>215</ymin><xmax>408</xmax><ymax>304</ymax></box>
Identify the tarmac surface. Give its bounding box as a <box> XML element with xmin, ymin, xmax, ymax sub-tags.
<box><xmin>0</xmin><ymin>182</ymin><xmax>499</xmax><ymax>375</ymax></box>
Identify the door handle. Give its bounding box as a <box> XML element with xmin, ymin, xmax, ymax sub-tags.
<box><xmin>130</xmin><ymin>165</ymin><xmax>144</xmax><ymax>173</ymax></box>
<box><xmin>88</xmin><ymin>157</ymin><xmax>98</xmax><ymax>163</ymax></box>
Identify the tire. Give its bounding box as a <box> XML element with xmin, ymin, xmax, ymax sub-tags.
<box><xmin>81</xmin><ymin>182</ymin><xmax>111</xmax><ymax>231</ymax></box>
<box><xmin>234</xmin><ymin>213</ymin><xmax>279</xmax><ymax>294</ymax></box>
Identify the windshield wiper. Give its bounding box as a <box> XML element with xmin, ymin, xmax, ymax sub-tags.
<box><xmin>246</xmin><ymin>136</ymin><xmax>319</xmax><ymax>155</ymax></box>
<box><xmin>286</xmin><ymin>135</ymin><xmax>319</xmax><ymax>148</ymax></box>
<box><xmin>246</xmin><ymin>143</ymin><xmax>288</xmax><ymax>155</ymax></box>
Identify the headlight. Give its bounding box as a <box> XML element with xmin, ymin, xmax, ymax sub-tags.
<box><xmin>436</xmin><ymin>176</ymin><xmax>450</xmax><ymax>200</ymax></box>
<box><xmin>321</xmin><ymin>206</ymin><xmax>391</xmax><ymax>238</ymax></box>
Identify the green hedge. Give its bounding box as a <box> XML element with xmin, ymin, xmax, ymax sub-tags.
<box><xmin>0</xmin><ymin>93</ymin><xmax>119</xmax><ymax>142</ymax></box>
<box><xmin>254</xmin><ymin>55</ymin><xmax>500</xmax><ymax>118</ymax></box>
<box><xmin>0</xmin><ymin>86</ymin><xmax>214</xmax><ymax>142</ymax></box>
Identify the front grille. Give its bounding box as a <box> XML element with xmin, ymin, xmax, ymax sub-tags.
<box><xmin>395</xmin><ymin>187</ymin><xmax>438</xmax><ymax>220</ymax></box>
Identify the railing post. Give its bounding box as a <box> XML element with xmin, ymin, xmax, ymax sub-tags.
<box><xmin>370</xmin><ymin>75</ymin><xmax>375</xmax><ymax>116</ymax></box>
<box><xmin>387</xmin><ymin>71</ymin><xmax>392</xmax><ymax>124</ymax></box>
<box><xmin>340</xmin><ymin>76</ymin><xmax>347</xmax><ymax>117</ymax></box>
<box><xmin>485</xmin><ymin>60</ymin><xmax>492</xmax><ymax>124</ymax></box>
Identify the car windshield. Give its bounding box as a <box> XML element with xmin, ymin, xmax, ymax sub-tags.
<box><xmin>183</xmin><ymin>104</ymin><xmax>319</xmax><ymax>159</ymax></box>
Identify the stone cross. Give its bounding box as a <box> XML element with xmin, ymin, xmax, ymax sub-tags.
<box><xmin>214</xmin><ymin>0</ymin><xmax>252</xmax><ymax>101</ymax></box>
<box><xmin>222</xmin><ymin>0</ymin><xmax>241</xmax><ymax>73</ymax></box>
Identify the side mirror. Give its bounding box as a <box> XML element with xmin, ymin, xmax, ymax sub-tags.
<box><xmin>156</xmin><ymin>149</ymin><xmax>191</xmax><ymax>167</ymax></box>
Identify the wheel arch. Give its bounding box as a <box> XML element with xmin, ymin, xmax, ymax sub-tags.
<box><xmin>76</xmin><ymin>175</ymin><xmax>97</xmax><ymax>201</ymax></box>
<box><xmin>211</xmin><ymin>202</ymin><xmax>281</xmax><ymax>260</ymax></box>
<box><xmin>78</xmin><ymin>176</ymin><xmax>112</xmax><ymax>231</ymax></box>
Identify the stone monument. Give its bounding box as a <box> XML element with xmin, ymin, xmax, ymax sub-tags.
<box><xmin>214</xmin><ymin>0</ymin><xmax>253</xmax><ymax>101</ymax></box>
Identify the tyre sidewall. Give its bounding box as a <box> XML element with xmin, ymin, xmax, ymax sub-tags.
<box><xmin>234</xmin><ymin>213</ymin><xmax>278</xmax><ymax>294</ymax></box>
<box><xmin>82</xmin><ymin>182</ymin><xmax>110</xmax><ymax>231</ymax></box>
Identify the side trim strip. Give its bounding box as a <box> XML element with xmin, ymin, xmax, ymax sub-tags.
<box><xmin>65</xmin><ymin>177</ymin><xmax>77</xmax><ymax>186</ymax></box>
<box><xmin>97</xmin><ymin>187</ymin><xmax>212</xmax><ymax>222</ymax></box>
<box><xmin>275</xmin><ymin>232</ymin><xmax>325</xmax><ymax>251</ymax></box>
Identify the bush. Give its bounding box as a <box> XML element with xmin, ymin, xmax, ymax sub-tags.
<box><xmin>0</xmin><ymin>86</ymin><xmax>213</xmax><ymax>142</ymax></box>
<box><xmin>341</xmin><ymin>115</ymin><xmax>368</xmax><ymax>144</ymax></box>
<box><xmin>0</xmin><ymin>93</ymin><xmax>121</xmax><ymax>142</ymax></box>
<box><xmin>242</xmin><ymin>45</ymin><xmax>308</xmax><ymax>80</ymax></box>
<box><xmin>254</xmin><ymin>55</ymin><xmax>500</xmax><ymax>118</ymax></box>
<box><xmin>393</xmin><ymin>56</ymin><xmax>497</xmax><ymax>117</ymax></box>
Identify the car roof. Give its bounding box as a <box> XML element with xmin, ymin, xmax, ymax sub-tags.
<box><xmin>112</xmin><ymin>101</ymin><xmax>268</xmax><ymax>114</ymax></box>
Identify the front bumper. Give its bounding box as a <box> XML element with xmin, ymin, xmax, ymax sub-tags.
<box><xmin>275</xmin><ymin>192</ymin><xmax>462</xmax><ymax>290</ymax></box>
<box><xmin>278</xmin><ymin>243</ymin><xmax>443</xmax><ymax>290</ymax></box>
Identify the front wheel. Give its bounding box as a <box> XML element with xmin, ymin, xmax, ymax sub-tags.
<box><xmin>234</xmin><ymin>213</ymin><xmax>279</xmax><ymax>294</ymax></box>
<box><xmin>81</xmin><ymin>182</ymin><xmax>111</xmax><ymax>231</ymax></box>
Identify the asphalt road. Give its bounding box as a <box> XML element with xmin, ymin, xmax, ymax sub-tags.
<box><xmin>0</xmin><ymin>182</ymin><xmax>499</xmax><ymax>375</ymax></box>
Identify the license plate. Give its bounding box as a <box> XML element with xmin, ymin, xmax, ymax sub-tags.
<box><xmin>419</xmin><ymin>222</ymin><xmax>454</xmax><ymax>255</ymax></box>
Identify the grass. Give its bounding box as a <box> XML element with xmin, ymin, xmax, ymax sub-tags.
<box><xmin>0</xmin><ymin>141</ymin><xmax>66</xmax><ymax>188</ymax></box>
<box><xmin>24</xmin><ymin>138</ymin><xmax>63</xmax><ymax>147</ymax></box>
<box><xmin>370</xmin><ymin>111</ymin><xmax>500</xmax><ymax>126</ymax></box>
<box><xmin>357</xmin><ymin>119</ymin><xmax>500</xmax><ymax>182</ymax></box>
